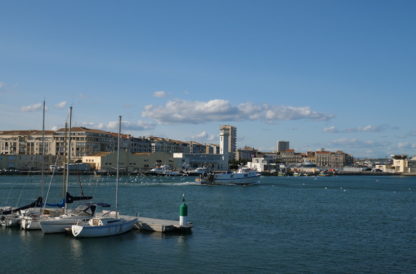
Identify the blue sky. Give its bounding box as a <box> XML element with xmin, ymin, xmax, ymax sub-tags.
<box><xmin>1</xmin><ymin>0</ymin><xmax>415</xmax><ymax>158</ymax></box>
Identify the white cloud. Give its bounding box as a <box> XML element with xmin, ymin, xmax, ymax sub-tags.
<box><xmin>79</xmin><ymin>120</ymin><xmax>155</xmax><ymax>131</ymax></box>
<box><xmin>106</xmin><ymin>120</ymin><xmax>156</xmax><ymax>131</ymax></box>
<box><xmin>324</xmin><ymin>126</ymin><xmax>338</xmax><ymax>133</ymax></box>
<box><xmin>21</xmin><ymin>103</ymin><xmax>43</xmax><ymax>112</ymax></box>
<box><xmin>153</xmin><ymin>90</ymin><xmax>167</xmax><ymax>98</ymax></box>
<box><xmin>324</xmin><ymin>125</ymin><xmax>391</xmax><ymax>134</ymax></box>
<box><xmin>80</xmin><ymin>122</ymin><xmax>98</xmax><ymax>128</ymax></box>
<box><xmin>263</xmin><ymin>105</ymin><xmax>333</xmax><ymax>121</ymax></box>
<box><xmin>356</xmin><ymin>125</ymin><xmax>380</xmax><ymax>132</ymax></box>
<box><xmin>142</xmin><ymin>99</ymin><xmax>334</xmax><ymax>124</ymax></box>
<box><xmin>0</xmin><ymin>82</ymin><xmax>5</xmax><ymax>89</ymax></box>
<box><xmin>55</xmin><ymin>101</ymin><xmax>67</xmax><ymax>109</ymax></box>
<box><xmin>330</xmin><ymin>138</ymin><xmax>379</xmax><ymax>147</ymax></box>
<box><xmin>397</xmin><ymin>142</ymin><xmax>416</xmax><ymax>149</ymax></box>
<box><xmin>191</xmin><ymin>131</ymin><xmax>216</xmax><ymax>142</ymax></box>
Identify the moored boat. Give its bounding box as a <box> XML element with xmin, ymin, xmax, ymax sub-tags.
<box><xmin>196</xmin><ymin>167</ymin><xmax>260</xmax><ymax>185</ymax></box>
<box><xmin>71</xmin><ymin>116</ymin><xmax>137</xmax><ymax>238</ymax></box>
<box><xmin>146</xmin><ymin>165</ymin><xmax>182</xmax><ymax>176</ymax></box>
<box><xmin>186</xmin><ymin>167</ymin><xmax>209</xmax><ymax>176</ymax></box>
<box><xmin>40</xmin><ymin>203</ymin><xmax>106</xmax><ymax>233</ymax></box>
<box><xmin>20</xmin><ymin>207</ymin><xmax>64</xmax><ymax>230</ymax></box>
<box><xmin>71</xmin><ymin>213</ymin><xmax>137</xmax><ymax>238</ymax></box>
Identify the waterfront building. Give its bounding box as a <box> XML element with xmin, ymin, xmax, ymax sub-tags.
<box><xmin>0</xmin><ymin>129</ymin><xmax>217</xmax><ymax>163</ymax></box>
<box><xmin>305</xmin><ymin>151</ymin><xmax>316</xmax><ymax>164</ymax></box>
<box><xmin>392</xmin><ymin>155</ymin><xmax>408</xmax><ymax>173</ymax></box>
<box><xmin>277</xmin><ymin>141</ymin><xmax>290</xmax><ymax>152</ymax></box>
<box><xmin>149</xmin><ymin>137</ymin><xmax>188</xmax><ymax>153</ymax></box>
<box><xmin>173</xmin><ymin>153</ymin><xmax>228</xmax><ymax>171</ymax></box>
<box><xmin>128</xmin><ymin>137</ymin><xmax>152</xmax><ymax>153</ymax></box>
<box><xmin>188</xmin><ymin>141</ymin><xmax>206</xmax><ymax>154</ymax></box>
<box><xmin>0</xmin><ymin>154</ymin><xmax>57</xmax><ymax>171</ymax></box>
<box><xmin>277</xmin><ymin>149</ymin><xmax>304</xmax><ymax>165</ymax></box>
<box><xmin>374</xmin><ymin>164</ymin><xmax>394</xmax><ymax>173</ymax></box>
<box><xmin>82</xmin><ymin>152</ymin><xmax>176</xmax><ymax>172</ymax></box>
<box><xmin>246</xmin><ymin>157</ymin><xmax>277</xmax><ymax>173</ymax></box>
<box><xmin>148</xmin><ymin>137</ymin><xmax>214</xmax><ymax>155</ymax></box>
<box><xmin>315</xmin><ymin>149</ymin><xmax>353</xmax><ymax>169</ymax></box>
<box><xmin>0</xmin><ymin>130</ymin><xmax>55</xmax><ymax>155</ymax></box>
<box><xmin>408</xmin><ymin>157</ymin><xmax>416</xmax><ymax>173</ymax></box>
<box><xmin>205</xmin><ymin>144</ymin><xmax>220</xmax><ymax>154</ymax></box>
<box><xmin>236</xmin><ymin>146</ymin><xmax>258</xmax><ymax>162</ymax></box>
<box><xmin>0</xmin><ymin>128</ymin><xmax>144</xmax><ymax>161</ymax></box>
<box><xmin>220</xmin><ymin>125</ymin><xmax>237</xmax><ymax>160</ymax></box>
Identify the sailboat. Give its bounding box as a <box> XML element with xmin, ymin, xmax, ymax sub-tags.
<box><xmin>1</xmin><ymin>197</ymin><xmax>44</xmax><ymax>227</ymax></box>
<box><xmin>1</xmin><ymin>101</ymin><xmax>47</xmax><ymax>228</ymax></box>
<box><xmin>19</xmin><ymin>105</ymin><xmax>62</xmax><ymax>230</ymax></box>
<box><xmin>39</xmin><ymin>106</ymin><xmax>94</xmax><ymax>233</ymax></box>
<box><xmin>71</xmin><ymin>116</ymin><xmax>137</xmax><ymax>238</ymax></box>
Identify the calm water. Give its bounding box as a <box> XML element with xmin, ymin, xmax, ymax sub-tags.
<box><xmin>1</xmin><ymin>175</ymin><xmax>416</xmax><ymax>273</ymax></box>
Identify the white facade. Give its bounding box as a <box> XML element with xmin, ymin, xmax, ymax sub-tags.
<box><xmin>246</xmin><ymin>158</ymin><xmax>268</xmax><ymax>172</ymax></box>
<box><xmin>173</xmin><ymin>153</ymin><xmax>228</xmax><ymax>171</ymax></box>
<box><xmin>219</xmin><ymin>126</ymin><xmax>230</xmax><ymax>163</ymax></box>
<box><xmin>392</xmin><ymin>158</ymin><xmax>408</xmax><ymax>173</ymax></box>
<box><xmin>219</xmin><ymin>125</ymin><xmax>236</xmax><ymax>160</ymax></box>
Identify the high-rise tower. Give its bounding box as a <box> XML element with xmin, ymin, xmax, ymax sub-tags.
<box><xmin>220</xmin><ymin>125</ymin><xmax>237</xmax><ymax>160</ymax></box>
<box><xmin>277</xmin><ymin>141</ymin><xmax>290</xmax><ymax>152</ymax></box>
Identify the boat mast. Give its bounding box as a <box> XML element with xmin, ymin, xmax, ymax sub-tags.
<box><xmin>65</xmin><ymin>106</ymin><xmax>72</xmax><ymax>214</ymax></box>
<box><xmin>62</xmin><ymin>122</ymin><xmax>67</xmax><ymax>199</ymax></box>
<box><xmin>116</xmin><ymin>115</ymin><xmax>121</xmax><ymax>218</ymax></box>
<box><xmin>41</xmin><ymin>100</ymin><xmax>46</xmax><ymax>199</ymax></box>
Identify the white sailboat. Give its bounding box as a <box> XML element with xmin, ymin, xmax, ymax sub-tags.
<box><xmin>71</xmin><ymin>116</ymin><xmax>137</xmax><ymax>238</ymax></box>
<box><xmin>19</xmin><ymin>100</ymin><xmax>63</xmax><ymax>230</ymax></box>
<box><xmin>39</xmin><ymin>106</ymin><xmax>94</xmax><ymax>233</ymax></box>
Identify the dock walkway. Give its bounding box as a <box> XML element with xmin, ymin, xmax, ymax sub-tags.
<box><xmin>134</xmin><ymin>216</ymin><xmax>192</xmax><ymax>233</ymax></box>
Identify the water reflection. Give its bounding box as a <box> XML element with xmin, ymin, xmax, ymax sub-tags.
<box><xmin>69</xmin><ymin>238</ymin><xmax>83</xmax><ymax>258</ymax></box>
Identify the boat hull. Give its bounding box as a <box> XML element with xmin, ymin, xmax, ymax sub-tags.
<box><xmin>40</xmin><ymin>216</ymin><xmax>92</xmax><ymax>233</ymax></box>
<box><xmin>72</xmin><ymin>217</ymin><xmax>137</xmax><ymax>238</ymax></box>
<box><xmin>20</xmin><ymin>208</ymin><xmax>65</xmax><ymax>231</ymax></box>
<box><xmin>21</xmin><ymin>216</ymin><xmax>41</xmax><ymax>230</ymax></box>
<box><xmin>213</xmin><ymin>178</ymin><xmax>260</xmax><ymax>185</ymax></box>
<box><xmin>1</xmin><ymin>214</ymin><xmax>21</xmax><ymax>227</ymax></box>
<box><xmin>197</xmin><ymin>173</ymin><xmax>260</xmax><ymax>185</ymax></box>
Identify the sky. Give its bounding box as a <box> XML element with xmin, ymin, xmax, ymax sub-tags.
<box><xmin>0</xmin><ymin>0</ymin><xmax>415</xmax><ymax>158</ymax></box>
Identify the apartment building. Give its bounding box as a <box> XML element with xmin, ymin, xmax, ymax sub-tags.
<box><xmin>277</xmin><ymin>149</ymin><xmax>304</xmax><ymax>165</ymax></box>
<box><xmin>1</xmin><ymin>128</ymin><xmax>219</xmax><ymax>162</ymax></box>
<box><xmin>277</xmin><ymin>141</ymin><xmax>290</xmax><ymax>152</ymax></box>
<box><xmin>205</xmin><ymin>144</ymin><xmax>220</xmax><ymax>154</ymax></box>
<box><xmin>0</xmin><ymin>128</ymin><xmax>149</xmax><ymax>161</ymax></box>
<box><xmin>83</xmin><ymin>151</ymin><xmax>176</xmax><ymax>172</ymax></box>
<box><xmin>315</xmin><ymin>150</ymin><xmax>353</xmax><ymax>169</ymax></box>
<box><xmin>0</xmin><ymin>130</ymin><xmax>55</xmax><ymax>155</ymax></box>
<box><xmin>236</xmin><ymin>146</ymin><xmax>258</xmax><ymax>162</ymax></box>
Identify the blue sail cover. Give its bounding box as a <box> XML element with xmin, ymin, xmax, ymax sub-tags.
<box><xmin>46</xmin><ymin>199</ymin><xmax>65</xmax><ymax>208</ymax></box>
<box><xmin>44</xmin><ymin>192</ymin><xmax>93</xmax><ymax>208</ymax></box>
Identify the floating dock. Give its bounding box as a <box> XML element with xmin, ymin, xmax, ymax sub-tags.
<box><xmin>135</xmin><ymin>216</ymin><xmax>192</xmax><ymax>233</ymax></box>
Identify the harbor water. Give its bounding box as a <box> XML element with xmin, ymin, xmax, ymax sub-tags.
<box><xmin>1</xmin><ymin>175</ymin><xmax>416</xmax><ymax>273</ymax></box>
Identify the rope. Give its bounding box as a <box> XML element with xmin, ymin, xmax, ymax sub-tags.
<box><xmin>42</xmin><ymin>156</ymin><xmax>59</xmax><ymax>210</ymax></box>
